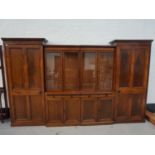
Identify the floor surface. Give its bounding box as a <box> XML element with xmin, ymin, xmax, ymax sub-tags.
<box><xmin>0</xmin><ymin>119</ymin><xmax>155</xmax><ymax>135</ymax></box>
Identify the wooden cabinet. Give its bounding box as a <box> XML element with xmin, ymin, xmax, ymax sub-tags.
<box><xmin>111</xmin><ymin>40</ymin><xmax>152</xmax><ymax>122</ymax></box>
<box><xmin>2</xmin><ymin>38</ymin><xmax>152</xmax><ymax>126</ymax></box>
<box><xmin>3</xmin><ymin>38</ymin><xmax>45</xmax><ymax>126</ymax></box>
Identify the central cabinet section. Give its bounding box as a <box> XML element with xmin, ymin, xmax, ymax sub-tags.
<box><xmin>44</xmin><ymin>46</ymin><xmax>115</xmax><ymax>126</ymax></box>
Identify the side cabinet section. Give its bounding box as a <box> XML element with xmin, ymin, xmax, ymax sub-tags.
<box><xmin>3</xmin><ymin>39</ymin><xmax>45</xmax><ymax>126</ymax></box>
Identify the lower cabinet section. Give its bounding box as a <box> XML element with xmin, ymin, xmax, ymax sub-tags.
<box><xmin>46</xmin><ymin>95</ymin><xmax>114</xmax><ymax>126</ymax></box>
<box><xmin>115</xmin><ymin>93</ymin><xmax>145</xmax><ymax>122</ymax></box>
<box><xmin>10</xmin><ymin>93</ymin><xmax>145</xmax><ymax>126</ymax></box>
<box><xmin>11</xmin><ymin>95</ymin><xmax>45</xmax><ymax>126</ymax></box>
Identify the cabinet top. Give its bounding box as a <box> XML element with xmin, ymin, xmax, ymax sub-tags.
<box><xmin>1</xmin><ymin>38</ymin><xmax>47</xmax><ymax>45</ymax></box>
<box><xmin>110</xmin><ymin>39</ymin><xmax>153</xmax><ymax>45</ymax></box>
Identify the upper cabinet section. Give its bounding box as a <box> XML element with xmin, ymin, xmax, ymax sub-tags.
<box><xmin>44</xmin><ymin>47</ymin><xmax>115</xmax><ymax>93</ymax></box>
<box><xmin>2</xmin><ymin>38</ymin><xmax>46</xmax><ymax>92</ymax></box>
<box><xmin>110</xmin><ymin>40</ymin><xmax>153</xmax><ymax>92</ymax></box>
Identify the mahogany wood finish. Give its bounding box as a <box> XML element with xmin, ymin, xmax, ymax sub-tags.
<box><xmin>2</xmin><ymin>38</ymin><xmax>153</xmax><ymax>126</ymax></box>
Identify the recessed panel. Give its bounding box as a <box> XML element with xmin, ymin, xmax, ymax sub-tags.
<box><xmin>133</xmin><ymin>49</ymin><xmax>146</xmax><ymax>87</ymax></box>
<box><xmin>9</xmin><ymin>48</ymin><xmax>25</xmax><ymax>89</ymax></box>
<box><xmin>27</xmin><ymin>48</ymin><xmax>42</xmax><ymax>89</ymax></box>
<box><xmin>119</xmin><ymin>49</ymin><xmax>131</xmax><ymax>87</ymax></box>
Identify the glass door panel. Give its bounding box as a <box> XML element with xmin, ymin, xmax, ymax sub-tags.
<box><xmin>45</xmin><ymin>52</ymin><xmax>62</xmax><ymax>91</ymax></box>
<box><xmin>82</xmin><ymin>52</ymin><xmax>96</xmax><ymax>90</ymax></box>
<box><xmin>98</xmin><ymin>52</ymin><xmax>114</xmax><ymax>91</ymax></box>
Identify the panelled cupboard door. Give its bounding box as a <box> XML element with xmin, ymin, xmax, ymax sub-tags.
<box><xmin>6</xmin><ymin>45</ymin><xmax>43</xmax><ymax>91</ymax></box>
<box><xmin>64</xmin><ymin>97</ymin><xmax>81</xmax><ymax>125</ymax></box>
<box><xmin>81</xmin><ymin>97</ymin><xmax>97</xmax><ymax>124</ymax></box>
<box><xmin>117</xmin><ymin>45</ymin><xmax>150</xmax><ymax>90</ymax></box>
<box><xmin>115</xmin><ymin>93</ymin><xmax>145</xmax><ymax>122</ymax></box>
<box><xmin>97</xmin><ymin>98</ymin><xmax>114</xmax><ymax>122</ymax></box>
<box><xmin>46</xmin><ymin>97</ymin><xmax>64</xmax><ymax>125</ymax></box>
<box><xmin>12</xmin><ymin>95</ymin><xmax>44</xmax><ymax>125</ymax></box>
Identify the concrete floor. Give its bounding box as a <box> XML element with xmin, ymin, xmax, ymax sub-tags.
<box><xmin>0</xmin><ymin>119</ymin><xmax>155</xmax><ymax>135</ymax></box>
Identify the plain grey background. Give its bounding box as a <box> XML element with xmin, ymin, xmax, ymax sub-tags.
<box><xmin>0</xmin><ymin>19</ymin><xmax>154</xmax><ymax>105</ymax></box>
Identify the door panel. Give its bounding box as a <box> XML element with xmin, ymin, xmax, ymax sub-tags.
<box><xmin>119</xmin><ymin>49</ymin><xmax>132</xmax><ymax>88</ymax></box>
<box><xmin>64</xmin><ymin>52</ymin><xmax>79</xmax><ymax>90</ymax></box>
<box><xmin>64</xmin><ymin>97</ymin><xmax>80</xmax><ymax>124</ymax></box>
<box><xmin>45</xmin><ymin>52</ymin><xmax>62</xmax><ymax>91</ymax></box>
<box><xmin>13</xmin><ymin>96</ymin><xmax>29</xmax><ymax>121</ymax></box>
<box><xmin>26</xmin><ymin>47</ymin><xmax>42</xmax><ymax>89</ymax></box>
<box><xmin>97</xmin><ymin>98</ymin><xmax>113</xmax><ymax>121</ymax></box>
<box><xmin>115</xmin><ymin>94</ymin><xmax>131</xmax><ymax>121</ymax></box>
<box><xmin>130</xmin><ymin>94</ymin><xmax>144</xmax><ymax>121</ymax></box>
<box><xmin>133</xmin><ymin>48</ymin><xmax>146</xmax><ymax>87</ymax></box>
<box><xmin>9</xmin><ymin>47</ymin><xmax>25</xmax><ymax>90</ymax></box>
<box><xmin>98</xmin><ymin>51</ymin><xmax>114</xmax><ymax>91</ymax></box>
<box><xmin>81</xmin><ymin>97</ymin><xmax>97</xmax><ymax>123</ymax></box>
<box><xmin>46</xmin><ymin>97</ymin><xmax>63</xmax><ymax>124</ymax></box>
<box><xmin>29</xmin><ymin>95</ymin><xmax>44</xmax><ymax>121</ymax></box>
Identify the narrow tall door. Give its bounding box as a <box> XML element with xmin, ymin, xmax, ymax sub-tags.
<box><xmin>112</xmin><ymin>40</ymin><xmax>152</xmax><ymax>122</ymax></box>
<box><xmin>3</xmin><ymin>39</ymin><xmax>45</xmax><ymax>126</ymax></box>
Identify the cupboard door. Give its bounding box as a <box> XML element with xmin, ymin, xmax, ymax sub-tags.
<box><xmin>115</xmin><ymin>93</ymin><xmax>144</xmax><ymax>122</ymax></box>
<box><xmin>98</xmin><ymin>51</ymin><xmax>114</xmax><ymax>91</ymax></box>
<box><xmin>64</xmin><ymin>97</ymin><xmax>80</xmax><ymax>124</ymax></box>
<box><xmin>115</xmin><ymin>94</ymin><xmax>131</xmax><ymax>121</ymax></box>
<box><xmin>7</xmin><ymin>46</ymin><xmax>25</xmax><ymax>90</ymax></box>
<box><xmin>118</xmin><ymin>46</ymin><xmax>149</xmax><ymax>89</ymax></box>
<box><xmin>82</xmin><ymin>52</ymin><xmax>96</xmax><ymax>90</ymax></box>
<box><xmin>26</xmin><ymin>47</ymin><xmax>43</xmax><ymax>90</ymax></box>
<box><xmin>46</xmin><ymin>97</ymin><xmax>63</xmax><ymax>125</ymax></box>
<box><xmin>45</xmin><ymin>52</ymin><xmax>62</xmax><ymax>91</ymax></box>
<box><xmin>64</xmin><ymin>52</ymin><xmax>79</xmax><ymax>90</ymax></box>
<box><xmin>81</xmin><ymin>97</ymin><xmax>97</xmax><ymax>124</ymax></box>
<box><xmin>12</xmin><ymin>95</ymin><xmax>44</xmax><ymax>123</ymax></box>
<box><xmin>97</xmin><ymin>98</ymin><xmax>113</xmax><ymax>122</ymax></box>
<box><xmin>12</xmin><ymin>95</ymin><xmax>29</xmax><ymax>121</ymax></box>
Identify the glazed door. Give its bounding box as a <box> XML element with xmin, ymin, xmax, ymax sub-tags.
<box><xmin>81</xmin><ymin>48</ymin><xmax>114</xmax><ymax>92</ymax></box>
<box><xmin>6</xmin><ymin>45</ymin><xmax>44</xmax><ymax>124</ymax></box>
<box><xmin>115</xmin><ymin>44</ymin><xmax>150</xmax><ymax>121</ymax></box>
